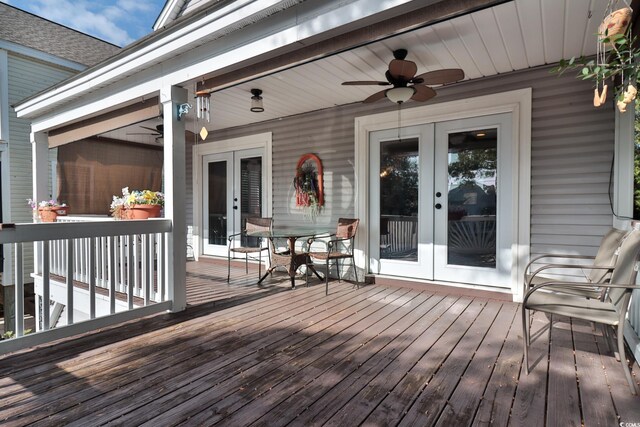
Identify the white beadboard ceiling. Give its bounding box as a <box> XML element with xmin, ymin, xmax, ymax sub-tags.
<box><xmin>101</xmin><ymin>0</ymin><xmax>605</xmax><ymax>143</ymax></box>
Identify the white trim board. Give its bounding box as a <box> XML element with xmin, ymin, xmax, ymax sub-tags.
<box><xmin>191</xmin><ymin>132</ymin><xmax>273</xmax><ymax>260</ymax></box>
<box><xmin>354</xmin><ymin>88</ymin><xmax>532</xmax><ymax>301</ymax></box>
<box><xmin>18</xmin><ymin>0</ymin><xmax>423</xmax><ymax>129</ymax></box>
<box><xmin>0</xmin><ymin>41</ymin><xmax>85</xmax><ymax>72</ymax></box>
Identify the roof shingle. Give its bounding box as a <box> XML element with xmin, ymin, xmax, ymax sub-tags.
<box><xmin>0</xmin><ymin>3</ymin><xmax>120</xmax><ymax>67</ymax></box>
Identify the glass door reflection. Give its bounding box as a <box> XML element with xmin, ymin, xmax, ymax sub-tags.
<box><xmin>446</xmin><ymin>128</ymin><xmax>497</xmax><ymax>268</ymax></box>
<box><xmin>379</xmin><ymin>138</ymin><xmax>419</xmax><ymax>261</ymax></box>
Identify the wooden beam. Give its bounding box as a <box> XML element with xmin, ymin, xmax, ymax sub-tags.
<box><xmin>48</xmin><ymin>97</ymin><xmax>160</xmax><ymax>148</ymax></box>
<box><xmin>196</xmin><ymin>0</ymin><xmax>509</xmax><ymax>93</ymax></box>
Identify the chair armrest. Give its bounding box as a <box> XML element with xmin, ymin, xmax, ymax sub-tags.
<box><xmin>524</xmin><ymin>280</ymin><xmax>640</xmax><ymax>303</ymax></box>
<box><xmin>525</xmin><ymin>253</ymin><xmax>596</xmax><ymax>275</ymax></box>
<box><xmin>307</xmin><ymin>233</ymin><xmax>336</xmax><ymax>250</ymax></box>
<box><xmin>227</xmin><ymin>231</ymin><xmax>243</xmax><ymax>242</ymax></box>
<box><xmin>526</xmin><ymin>263</ymin><xmax>615</xmax><ymax>289</ymax></box>
<box><xmin>327</xmin><ymin>236</ymin><xmax>352</xmax><ymax>251</ymax></box>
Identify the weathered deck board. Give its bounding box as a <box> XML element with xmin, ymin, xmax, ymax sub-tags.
<box><xmin>471</xmin><ymin>306</ymin><xmax>523</xmax><ymax>427</ymax></box>
<box><xmin>510</xmin><ymin>310</ymin><xmax>550</xmax><ymax>427</ymax></box>
<box><xmin>1</xmin><ymin>259</ymin><xmax>639</xmax><ymax>426</ymax></box>
<box><xmin>545</xmin><ymin>315</ymin><xmax>581</xmax><ymax>427</ymax></box>
<box><xmin>572</xmin><ymin>319</ymin><xmax>618</xmax><ymax>426</ymax></box>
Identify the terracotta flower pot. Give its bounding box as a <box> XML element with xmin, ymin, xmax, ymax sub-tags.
<box><xmin>127</xmin><ymin>204</ymin><xmax>162</xmax><ymax>219</ymax></box>
<box><xmin>38</xmin><ymin>207</ymin><xmax>58</xmax><ymax>222</ymax></box>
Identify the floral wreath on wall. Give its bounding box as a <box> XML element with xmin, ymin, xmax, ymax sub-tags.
<box><xmin>293</xmin><ymin>153</ymin><xmax>324</xmax><ymax>218</ymax></box>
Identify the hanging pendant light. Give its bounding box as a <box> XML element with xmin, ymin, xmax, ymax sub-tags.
<box><xmin>195</xmin><ymin>90</ymin><xmax>211</xmax><ymax>122</ymax></box>
<box><xmin>250</xmin><ymin>89</ymin><xmax>264</xmax><ymax>112</ymax></box>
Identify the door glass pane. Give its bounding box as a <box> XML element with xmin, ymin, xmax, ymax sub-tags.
<box><xmin>447</xmin><ymin>128</ymin><xmax>497</xmax><ymax>267</ymax></box>
<box><xmin>208</xmin><ymin>161</ymin><xmax>227</xmax><ymax>245</ymax></box>
<box><xmin>379</xmin><ymin>138</ymin><xmax>419</xmax><ymax>261</ymax></box>
<box><xmin>240</xmin><ymin>156</ymin><xmax>262</xmax><ymax>246</ymax></box>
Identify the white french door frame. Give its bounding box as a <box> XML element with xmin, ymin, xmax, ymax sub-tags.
<box><xmin>354</xmin><ymin>89</ymin><xmax>532</xmax><ymax>301</ymax></box>
<box><xmin>192</xmin><ymin>132</ymin><xmax>273</xmax><ymax>260</ymax></box>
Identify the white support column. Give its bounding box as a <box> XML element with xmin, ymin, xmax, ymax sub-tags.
<box><xmin>32</xmin><ymin>131</ymin><xmax>48</xmax><ymax>275</ymax></box>
<box><xmin>161</xmin><ymin>85</ymin><xmax>187</xmax><ymax>312</ymax></box>
<box><xmin>0</xmin><ymin>49</ymin><xmax>11</xmax><ymax>288</ymax></box>
<box><xmin>613</xmin><ymin>107</ymin><xmax>634</xmax><ymax>230</ymax></box>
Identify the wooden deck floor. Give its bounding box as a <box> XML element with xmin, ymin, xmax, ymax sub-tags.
<box><xmin>1</xmin><ymin>259</ymin><xmax>640</xmax><ymax>426</ymax></box>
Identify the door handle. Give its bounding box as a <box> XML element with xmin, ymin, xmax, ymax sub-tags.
<box><xmin>233</xmin><ymin>206</ymin><xmax>238</xmax><ymax>210</ymax></box>
<box><xmin>435</xmin><ymin>203</ymin><xmax>442</xmax><ymax>209</ymax></box>
<box><xmin>435</xmin><ymin>192</ymin><xmax>442</xmax><ymax>198</ymax></box>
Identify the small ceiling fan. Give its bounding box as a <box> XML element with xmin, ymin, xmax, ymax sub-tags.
<box><xmin>128</xmin><ymin>124</ymin><xmax>196</xmax><ymax>142</ymax></box>
<box><xmin>342</xmin><ymin>49</ymin><xmax>465</xmax><ymax>104</ymax></box>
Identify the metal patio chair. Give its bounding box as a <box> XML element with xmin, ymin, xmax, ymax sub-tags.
<box><xmin>227</xmin><ymin>217</ymin><xmax>272</xmax><ymax>282</ymax></box>
<box><xmin>522</xmin><ymin>229</ymin><xmax>640</xmax><ymax>395</ymax></box>
<box><xmin>307</xmin><ymin>218</ymin><xmax>359</xmax><ymax>295</ymax></box>
<box><xmin>524</xmin><ymin>227</ymin><xmax>628</xmax><ymax>299</ymax></box>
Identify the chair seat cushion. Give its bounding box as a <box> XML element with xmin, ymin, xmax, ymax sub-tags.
<box><xmin>525</xmin><ymin>291</ymin><xmax>619</xmax><ymax>325</ymax></box>
<box><xmin>230</xmin><ymin>246</ymin><xmax>267</xmax><ymax>253</ymax></box>
<box><xmin>525</xmin><ymin>274</ymin><xmax>602</xmax><ymax>299</ymax></box>
<box><xmin>308</xmin><ymin>251</ymin><xmax>351</xmax><ymax>260</ymax></box>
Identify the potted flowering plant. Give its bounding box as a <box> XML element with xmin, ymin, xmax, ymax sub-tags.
<box><xmin>110</xmin><ymin>187</ymin><xmax>164</xmax><ymax>219</ymax></box>
<box><xmin>27</xmin><ymin>199</ymin><xmax>69</xmax><ymax>222</ymax></box>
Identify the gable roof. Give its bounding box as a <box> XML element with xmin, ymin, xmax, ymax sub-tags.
<box><xmin>154</xmin><ymin>0</ymin><xmax>223</xmax><ymax>30</ymax></box>
<box><xmin>0</xmin><ymin>3</ymin><xmax>120</xmax><ymax>67</ymax></box>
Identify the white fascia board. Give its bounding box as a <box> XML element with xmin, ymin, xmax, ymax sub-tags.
<box><xmin>0</xmin><ymin>40</ymin><xmax>86</xmax><ymax>71</ymax></box>
<box><xmin>153</xmin><ymin>0</ymin><xmax>183</xmax><ymax>31</ymax></box>
<box><xmin>16</xmin><ymin>0</ymin><xmax>282</xmax><ymax>118</ymax></box>
<box><xmin>19</xmin><ymin>0</ymin><xmax>417</xmax><ymax>128</ymax></box>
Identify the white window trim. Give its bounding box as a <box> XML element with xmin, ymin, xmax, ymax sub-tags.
<box><xmin>192</xmin><ymin>132</ymin><xmax>273</xmax><ymax>260</ymax></box>
<box><xmin>354</xmin><ymin>88</ymin><xmax>532</xmax><ymax>301</ymax></box>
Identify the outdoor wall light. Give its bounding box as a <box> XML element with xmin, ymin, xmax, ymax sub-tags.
<box><xmin>250</xmin><ymin>89</ymin><xmax>264</xmax><ymax>112</ymax></box>
<box><xmin>385</xmin><ymin>87</ymin><xmax>415</xmax><ymax>104</ymax></box>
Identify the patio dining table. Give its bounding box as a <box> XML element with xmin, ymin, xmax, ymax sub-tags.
<box><xmin>250</xmin><ymin>225</ymin><xmax>332</xmax><ymax>288</ymax></box>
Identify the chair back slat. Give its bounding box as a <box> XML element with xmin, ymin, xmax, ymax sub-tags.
<box><xmin>588</xmin><ymin>228</ymin><xmax>628</xmax><ymax>283</ymax></box>
<box><xmin>336</xmin><ymin>218</ymin><xmax>359</xmax><ymax>239</ymax></box>
<box><xmin>608</xmin><ymin>230</ymin><xmax>640</xmax><ymax>308</ymax></box>
<box><xmin>245</xmin><ymin>217</ymin><xmax>272</xmax><ymax>234</ymax></box>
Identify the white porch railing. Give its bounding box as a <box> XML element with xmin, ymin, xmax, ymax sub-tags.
<box><xmin>0</xmin><ymin>218</ymin><xmax>173</xmax><ymax>354</ymax></box>
<box><xmin>52</xmin><ymin>216</ymin><xmax>165</xmax><ymax>302</ymax></box>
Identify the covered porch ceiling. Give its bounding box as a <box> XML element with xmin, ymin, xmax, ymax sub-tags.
<box><xmin>98</xmin><ymin>0</ymin><xmax>610</xmax><ymax>146</ymax></box>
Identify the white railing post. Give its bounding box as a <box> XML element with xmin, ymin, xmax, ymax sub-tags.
<box><xmin>161</xmin><ymin>85</ymin><xmax>187</xmax><ymax>312</ymax></box>
<box><xmin>42</xmin><ymin>241</ymin><xmax>50</xmax><ymax>330</ymax></box>
<box><xmin>14</xmin><ymin>243</ymin><xmax>24</xmax><ymax>337</ymax></box>
<box><xmin>128</xmin><ymin>235</ymin><xmax>134</xmax><ymax>309</ymax></box>
<box><xmin>66</xmin><ymin>239</ymin><xmax>74</xmax><ymax>325</ymax></box>
<box><xmin>89</xmin><ymin>237</ymin><xmax>96</xmax><ymax>319</ymax></box>
<box><xmin>109</xmin><ymin>236</ymin><xmax>116</xmax><ymax>314</ymax></box>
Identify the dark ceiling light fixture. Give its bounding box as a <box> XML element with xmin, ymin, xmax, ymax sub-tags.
<box><xmin>250</xmin><ymin>89</ymin><xmax>264</xmax><ymax>112</ymax></box>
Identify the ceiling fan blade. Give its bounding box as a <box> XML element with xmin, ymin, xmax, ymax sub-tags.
<box><xmin>139</xmin><ymin>125</ymin><xmax>160</xmax><ymax>133</ymax></box>
<box><xmin>342</xmin><ymin>81</ymin><xmax>390</xmax><ymax>86</ymax></box>
<box><xmin>411</xmin><ymin>85</ymin><xmax>437</xmax><ymax>102</ymax></box>
<box><xmin>413</xmin><ymin>68</ymin><xmax>465</xmax><ymax>85</ymax></box>
<box><xmin>363</xmin><ymin>89</ymin><xmax>388</xmax><ymax>103</ymax></box>
<box><xmin>388</xmin><ymin>59</ymin><xmax>417</xmax><ymax>80</ymax></box>
<box><xmin>127</xmin><ymin>132</ymin><xmax>158</xmax><ymax>136</ymax></box>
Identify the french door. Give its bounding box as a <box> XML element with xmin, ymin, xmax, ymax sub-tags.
<box><xmin>369</xmin><ymin>113</ymin><xmax>513</xmax><ymax>287</ymax></box>
<box><xmin>202</xmin><ymin>148</ymin><xmax>265</xmax><ymax>256</ymax></box>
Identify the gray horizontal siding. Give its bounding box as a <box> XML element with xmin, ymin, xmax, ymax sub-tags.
<box><xmin>201</xmin><ymin>64</ymin><xmax>614</xmax><ymax>265</ymax></box>
<box><xmin>7</xmin><ymin>53</ymin><xmax>74</xmax><ymax>282</ymax></box>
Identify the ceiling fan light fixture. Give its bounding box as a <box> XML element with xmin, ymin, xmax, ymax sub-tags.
<box><xmin>386</xmin><ymin>87</ymin><xmax>415</xmax><ymax>104</ymax></box>
<box><xmin>250</xmin><ymin>88</ymin><xmax>264</xmax><ymax>112</ymax></box>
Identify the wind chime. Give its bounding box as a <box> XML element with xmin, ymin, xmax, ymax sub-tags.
<box><xmin>594</xmin><ymin>0</ymin><xmax>634</xmax><ymax>111</ymax></box>
<box><xmin>195</xmin><ymin>89</ymin><xmax>211</xmax><ymax>122</ymax></box>
<box><xmin>194</xmin><ymin>88</ymin><xmax>211</xmax><ymax>141</ymax></box>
